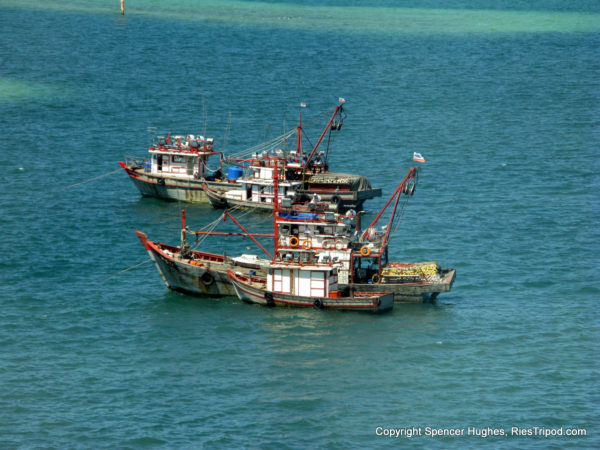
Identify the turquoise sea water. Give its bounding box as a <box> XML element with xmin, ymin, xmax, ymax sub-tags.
<box><xmin>1</xmin><ymin>1</ymin><xmax>599</xmax><ymax>448</ymax></box>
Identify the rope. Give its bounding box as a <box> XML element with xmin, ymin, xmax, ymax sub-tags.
<box><xmin>98</xmin><ymin>259</ymin><xmax>152</xmax><ymax>282</ymax></box>
<box><xmin>52</xmin><ymin>168</ymin><xmax>122</xmax><ymax>192</ymax></box>
<box><xmin>390</xmin><ymin>195</ymin><xmax>410</xmax><ymax>238</ymax></box>
<box><xmin>201</xmin><ymin>160</ymin><xmax>222</xmax><ymax>173</ymax></box>
<box><xmin>188</xmin><ymin>211</ymin><xmax>228</xmax><ymax>249</ymax></box>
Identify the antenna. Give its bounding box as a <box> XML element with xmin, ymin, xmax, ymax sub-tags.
<box><xmin>147</xmin><ymin>126</ymin><xmax>156</xmax><ymax>148</ymax></box>
<box><xmin>201</xmin><ymin>92</ymin><xmax>207</xmax><ymax>138</ymax></box>
<box><xmin>282</xmin><ymin>109</ymin><xmax>287</xmax><ymax>151</ymax></box>
<box><xmin>223</xmin><ymin>111</ymin><xmax>231</xmax><ymax>152</ymax></box>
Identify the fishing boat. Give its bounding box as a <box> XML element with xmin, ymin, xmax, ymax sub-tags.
<box><xmin>136</xmin><ymin>165</ymin><xmax>455</xmax><ymax>303</ymax></box>
<box><xmin>256</xmin><ymin>165</ymin><xmax>455</xmax><ymax>303</ymax></box>
<box><xmin>119</xmin><ymin>134</ymin><xmax>232</xmax><ymax>202</ymax></box>
<box><xmin>119</xmin><ymin>100</ymin><xmax>381</xmax><ymax>208</ymax></box>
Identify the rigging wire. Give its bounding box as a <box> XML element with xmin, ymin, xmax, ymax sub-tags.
<box><xmin>222</xmin><ymin>111</ymin><xmax>231</xmax><ymax>152</ymax></box>
<box><xmin>52</xmin><ymin>169</ymin><xmax>122</xmax><ymax>192</ymax></box>
<box><xmin>226</xmin><ymin>129</ymin><xmax>296</xmax><ymax>159</ymax></box>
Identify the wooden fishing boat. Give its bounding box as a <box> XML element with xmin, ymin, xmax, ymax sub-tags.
<box><xmin>119</xmin><ymin>135</ymin><xmax>233</xmax><ymax>203</ymax></box>
<box><xmin>120</xmin><ymin>100</ymin><xmax>381</xmax><ymax>208</ymax></box>
<box><xmin>136</xmin><ymin>231</ymin><xmax>270</xmax><ymax>297</ymax></box>
<box><xmin>228</xmin><ymin>269</ymin><xmax>394</xmax><ymax>313</ymax></box>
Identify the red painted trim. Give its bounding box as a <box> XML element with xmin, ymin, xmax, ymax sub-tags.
<box><xmin>135</xmin><ymin>230</ymin><xmax>150</xmax><ymax>250</ymax></box>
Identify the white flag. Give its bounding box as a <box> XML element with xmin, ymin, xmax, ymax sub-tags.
<box><xmin>413</xmin><ymin>152</ymin><xmax>426</xmax><ymax>163</ymax></box>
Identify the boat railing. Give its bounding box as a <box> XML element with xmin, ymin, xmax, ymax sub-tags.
<box><xmin>124</xmin><ymin>155</ymin><xmax>147</xmax><ymax>168</ymax></box>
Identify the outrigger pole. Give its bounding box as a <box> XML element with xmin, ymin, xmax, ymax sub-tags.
<box><xmin>272</xmin><ymin>156</ymin><xmax>282</xmax><ymax>262</ymax></box>
<box><xmin>223</xmin><ymin>209</ymin><xmax>273</xmax><ymax>259</ymax></box>
<box><xmin>180</xmin><ymin>210</ymin><xmax>274</xmax><ymax>258</ymax></box>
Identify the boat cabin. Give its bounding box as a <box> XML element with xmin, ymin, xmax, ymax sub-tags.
<box><xmin>225</xmin><ymin>161</ymin><xmax>302</xmax><ymax>204</ymax></box>
<box><xmin>147</xmin><ymin>135</ymin><xmax>222</xmax><ymax>180</ymax></box>
<box><xmin>274</xmin><ymin>208</ymin><xmax>360</xmax><ymax>283</ymax></box>
<box><xmin>267</xmin><ymin>264</ymin><xmax>338</xmax><ymax>298</ymax></box>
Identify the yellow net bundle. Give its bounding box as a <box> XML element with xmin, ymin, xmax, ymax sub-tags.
<box><xmin>382</xmin><ymin>262</ymin><xmax>440</xmax><ymax>278</ymax></box>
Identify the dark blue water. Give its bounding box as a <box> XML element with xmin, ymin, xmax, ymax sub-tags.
<box><xmin>1</xmin><ymin>1</ymin><xmax>599</xmax><ymax>447</ymax></box>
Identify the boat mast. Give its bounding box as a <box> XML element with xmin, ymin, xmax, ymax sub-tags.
<box><xmin>181</xmin><ymin>209</ymin><xmax>187</xmax><ymax>247</ymax></box>
<box><xmin>272</xmin><ymin>157</ymin><xmax>280</xmax><ymax>262</ymax></box>
<box><xmin>300</xmin><ymin>101</ymin><xmax>343</xmax><ymax>172</ymax></box>
<box><xmin>296</xmin><ymin>108</ymin><xmax>303</xmax><ymax>162</ymax></box>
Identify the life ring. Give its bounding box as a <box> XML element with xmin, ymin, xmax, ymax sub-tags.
<box><xmin>335</xmin><ymin>240</ymin><xmax>344</xmax><ymax>250</ymax></box>
<box><xmin>289</xmin><ymin>236</ymin><xmax>299</xmax><ymax>247</ymax></box>
<box><xmin>360</xmin><ymin>245</ymin><xmax>371</xmax><ymax>256</ymax></box>
<box><xmin>200</xmin><ymin>272</ymin><xmax>214</xmax><ymax>286</ymax></box>
<box><xmin>314</xmin><ymin>299</ymin><xmax>323</xmax><ymax>309</ymax></box>
<box><xmin>371</xmin><ymin>274</ymin><xmax>380</xmax><ymax>283</ymax></box>
<box><xmin>322</xmin><ymin>240</ymin><xmax>330</xmax><ymax>250</ymax></box>
<box><xmin>302</xmin><ymin>240</ymin><xmax>312</xmax><ymax>250</ymax></box>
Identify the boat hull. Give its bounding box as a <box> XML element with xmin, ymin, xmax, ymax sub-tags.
<box><xmin>121</xmin><ymin>164</ymin><xmax>381</xmax><ymax>210</ymax></box>
<box><xmin>121</xmin><ymin>164</ymin><xmax>237</xmax><ymax>203</ymax></box>
<box><xmin>340</xmin><ymin>269</ymin><xmax>456</xmax><ymax>303</ymax></box>
<box><xmin>228</xmin><ymin>270</ymin><xmax>394</xmax><ymax>313</ymax></box>
<box><xmin>136</xmin><ymin>231</ymin><xmax>266</xmax><ymax>297</ymax></box>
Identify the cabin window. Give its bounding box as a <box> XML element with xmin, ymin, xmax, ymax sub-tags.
<box><xmin>298</xmin><ymin>270</ymin><xmax>318</xmax><ymax>297</ymax></box>
<box><xmin>310</xmin><ymin>271</ymin><xmax>325</xmax><ymax>297</ymax></box>
<box><xmin>353</xmin><ymin>257</ymin><xmax>380</xmax><ymax>283</ymax></box>
<box><xmin>272</xmin><ymin>269</ymin><xmax>291</xmax><ymax>293</ymax></box>
<box><xmin>172</xmin><ymin>155</ymin><xmax>185</xmax><ymax>163</ymax></box>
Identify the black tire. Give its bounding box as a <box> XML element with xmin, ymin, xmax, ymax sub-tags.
<box><xmin>265</xmin><ymin>292</ymin><xmax>275</xmax><ymax>307</ymax></box>
<box><xmin>314</xmin><ymin>299</ymin><xmax>323</xmax><ymax>309</ymax></box>
<box><xmin>200</xmin><ymin>272</ymin><xmax>214</xmax><ymax>286</ymax></box>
